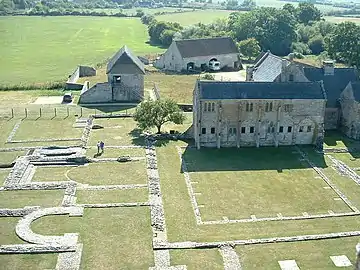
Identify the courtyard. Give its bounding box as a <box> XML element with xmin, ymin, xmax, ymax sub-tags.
<box><xmin>0</xmin><ymin>101</ymin><xmax>360</xmax><ymax>270</ymax></box>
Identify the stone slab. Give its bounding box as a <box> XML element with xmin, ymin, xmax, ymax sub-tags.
<box><xmin>330</xmin><ymin>255</ymin><xmax>352</xmax><ymax>267</ymax></box>
<box><xmin>55</xmin><ymin>244</ymin><xmax>83</xmax><ymax>270</ymax></box>
<box><xmin>278</xmin><ymin>260</ymin><xmax>300</xmax><ymax>270</ymax></box>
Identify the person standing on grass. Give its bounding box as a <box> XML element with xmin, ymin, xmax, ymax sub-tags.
<box><xmin>100</xmin><ymin>141</ymin><xmax>105</xmax><ymax>153</ymax></box>
<box><xmin>97</xmin><ymin>141</ymin><xmax>101</xmax><ymax>154</ymax></box>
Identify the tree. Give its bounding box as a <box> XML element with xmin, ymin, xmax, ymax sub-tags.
<box><xmin>141</xmin><ymin>14</ymin><xmax>155</xmax><ymax>25</ymax></box>
<box><xmin>308</xmin><ymin>35</ymin><xmax>324</xmax><ymax>55</ymax></box>
<box><xmin>237</xmin><ymin>38</ymin><xmax>260</xmax><ymax>59</ymax></box>
<box><xmin>296</xmin><ymin>2</ymin><xmax>321</xmax><ymax>25</ymax></box>
<box><xmin>282</xmin><ymin>3</ymin><xmax>296</xmax><ymax>17</ymax></box>
<box><xmin>241</xmin><ymin>0</ymin><xmax>256</xmax><ymax>9</ymax></box>
<box><xmin>325</xmin><ymin>22</ymin><xmax>360</xmax><ymax>67</ymax></box>
<box><xmin>134</xmin><ymin>99</ymin><xmax>185</xmax><ymax>133</ymax></box>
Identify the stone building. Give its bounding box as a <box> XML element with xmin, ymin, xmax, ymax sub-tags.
<box><xmin>339</xmin><ymin>82</ymin><xmax>360</xmax><ymax>139</ymax></box>
<box><xmin>79</xmin><ymin>45</ymin><xmax>145</xmax><ymax>104</ymax></box>
<box><xmin>193</xmin><ymin>80</ymin><xmax>326</xmax><ymax>149</ymax></box>
<box><xmin>154</xmin><ymin>37</ymin><xmax>240</xmax><ymax>72</ymax></box>
<box><xmin>246</xmin><ymin>51</ymin><xmax>359</xmax><ymax>130</ymax></box>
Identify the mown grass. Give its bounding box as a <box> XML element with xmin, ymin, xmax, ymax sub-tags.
<box><xmin>155</xmin><ymin>9</ymin><xmax>233</xmax><ymax>25</ymax></box>
<box><xmin>156</xmin><ymin>141</ymin><xmax>360</xmax><ymax>243</ymax></box>
<box><xmin>325</xmin><ymin>16</ymin><xmax>360</xmax><ymax>24</ymax></box>
<box><xmin>237</xmin><ymin>237</ymin><xmax>359</xmax><ymax>269</ymax></box>
<box><xmin>32</xmin><ymin>166</ymin><xmax>71</xmax><ymax>182</ymax></box>
<box><xmin>76</xmin><ymin>188</ymin><xmax>148</xmax><ymax>204</ymax></box>
<box><xmin>0</xmin><ymin>254</ymin><xmax>58</xmax><ymax>270</ymax></box>
<box><xmin>86</xmin><ymin>147</ymin><xmax>145</xmax><ymax>158</ymax></box>
<box><xmin>31</xmin><ymin>208</ymin><xmax>154</xmax><ymax>269</ymax></box>
<box><xmin>0</xmin><ymin>190</ymin><xmax>64</xmax><ymax>208</ymax></box>
<box><xmin>184</xmin><ymin>146</ymin><xmax>349</xmax><ymax>221</ymax></box>
<box><xmin>171</xmin><ymin>249</ymin><xmax>224</xmax><ymax>270</ymax></box>
<box><xmin>68</xmin><ymin>161</ymin><xmax>148</xmax><ymax>185</ymax></box>
<box><xmin>0</xmin><ymin>16</ymin><xmax>163</xmax><ymax>85</ymax></box>
<box><xmin>0</xmin><ymin>152</ymin><xmax>24</xmax><ymax>164</ymax></box>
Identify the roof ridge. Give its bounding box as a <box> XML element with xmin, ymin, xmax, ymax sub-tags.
<box><xmin>175</xmin><ymin>36</ymin><xmax>231</xmax><ymax>42</ymax></box>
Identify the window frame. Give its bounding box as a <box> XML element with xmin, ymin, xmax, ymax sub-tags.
<box><xmin>210</xmin><ymin>127</ymin><xmax>216</xmax><ymax>134</ymax></box>
<box><xmin>250</xmin><ymin>126</ymin><xmax>255</xmax><ymax>133</ymax></box>
<box><xmin>201</xmin><ymin>128</ymin><xmax>206</xmax><ymax>134</ymax></box>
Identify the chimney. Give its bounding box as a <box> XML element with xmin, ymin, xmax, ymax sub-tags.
<box><xmin>246</xmin><ymin>65</ymin><xmax>254</xmax><ymax>81</ymax></box>
<box><xmin>280</xmin><ymin>59</ymin><xmax>288</xmax><ymax>82</ymax></box>
<box><xmin>323</xmin><ymin>60</ymin><xmax>335</xmax><ymax>76</ymax></box>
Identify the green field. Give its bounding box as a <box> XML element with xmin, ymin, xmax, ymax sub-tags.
<box><xmin>0</xmin><ymin>16</ymin><xmax>163</xmax><ymax>85</ymax></box>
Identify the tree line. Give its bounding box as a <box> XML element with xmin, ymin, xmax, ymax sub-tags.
<box><xmin>143</xmin><ymin>2</ymin><xmax>359</xmax><ymax>68</ymax></box>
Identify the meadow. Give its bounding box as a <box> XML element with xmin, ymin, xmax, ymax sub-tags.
<box><xmin>0</xmin><ymin>16</ymin><xmax>163</xmax><ymax>85</ymax></box>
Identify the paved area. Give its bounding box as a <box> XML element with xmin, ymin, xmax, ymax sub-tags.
<box><xmin>32</xmin><ymin>96</ymin><xmax>74</xmax><ymax>105</ymax></box>
<box><xmin>214</xmin><ymin>71</ymin><xmax>245</xmax><ymax>82</ymax></box>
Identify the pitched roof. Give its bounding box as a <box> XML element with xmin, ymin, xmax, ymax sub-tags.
<box><xmin>174</xmin><ymin>37</ymin><xmax>238</xmax><ymax>58</ymax></box>
<box><xmin>252</xmin><ymin>52</ymin><xmax>291</xmax><ymax>82</ymax></box>
<box><xmin>106</xmin><ymin>45</ymin><xmax>145</xmax><ymax>74</ymax></box>
<box><xmin>350</xmin><ymin>82</ymin><xmax>360</xmax><ymax>102</ymax></box>
<box><xmin>198</xmin><ymin>81</ymin><xmax>326</xmax><ymax>100</ymax></box>
<box><xmin>303</xmin><ymin>67</ymin><xmax>358</xmax><ymax>107</ymax></box>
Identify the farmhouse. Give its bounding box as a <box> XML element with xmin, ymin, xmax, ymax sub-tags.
<box><xmin>246</xmin><ymin>51</ymin><xmax>359</xmax><ymax>130</ymax></box>
<box><xmin>154</xmin><ymin>37</ymin><xmax>241</xmax><ymax>72</ymax></box>
<box><xmin>79</xmin><ymin>45</ymin><xmax>145</xmax><ymax>104</ymax></box>
<box><xmin>193</xmin><ymin>80</ymin><xmax>326</xmax><ymax>149</ymax></box>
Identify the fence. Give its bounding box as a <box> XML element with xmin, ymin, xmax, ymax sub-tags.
<box><xmin>153</xmin><ymin>83</ymin><xmax>161</xmax><ymax>100</ymax></box>
<box><xmin>0</xmin><ymin>105</ymin><xmax>134</xmax><ymax>120</ymax></box>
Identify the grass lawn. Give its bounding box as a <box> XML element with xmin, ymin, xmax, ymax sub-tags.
<box><xmin>237</xmin><ymin>237</ymin><xmax>360</xmax><ymax>269</ymax></box>
<box><xmin>88</xmin><ymin>118</ymin><xmax>144</xmax><ymax>146</ymax></box>
<box><xmin>0</xmin><ymin>152</ymin><xmax>24</xmax><ymax>164</ymax></box>
<box><xmin>68</xmin><ymin>161</ymin><xmax>148</xmax><ymax>185</ymax></box>
<box><xmin>32</xmin><ymin>166</ymin><xmax>70</xmax><ymax>182</ymax></box>
<box><xmin>0</xmin><ymin>254</ymin><xmax>57</xmax><ymax>270</ymax></box>
<box><xmin>0</xmin><ymin>16</ymin><xmax>163</xmax><ymax>85</ymax></box>
<box><xmin>76</xmin><ymin>188</ymin><xmax>148</xmax><ymax>204</ymax></box>
<box><xmin>171</xmin><ymin>249</ymin><xmax>224</xmax><ymax>270</ymax></box>
<box><xmin>144</xmin><ymin>72</ymin><xmax>198</xmax><ymax>104</ymax></box>
<box><xmin>0</xmin><ymin>217</ymin><xmax>24</xmax><ymax>244</ymax></box>
<box><xmin>0</xmin><ymin>169</ymin><xmax>9</xmax><ymax>184</ymax></box>
<box><xmin>156</xmin><ymin>141</ymin><xmax>360</xmax><ymax>243</ymax></box>
<box><xmin>31</xmin><ymin>208</ymin><xmax>154</xmax><ymax>269</ymax></box>
<box><xmin>183</xmin><ymin>147</ymin><xmax>349</xmax><ymax>220</ymax></box>
<box><xmin>155</xmin><ymin>10</ymin><xmax>233</xmax><ymax>25</ymax></box>
<box><xmin>0</xmin><ymin>190</ymin><xmax>64</xmax><ymax>208</ymax></box>
<box><xmin>0</xmin><ymin>90</ymin><xmax>67</xmax><ymax>107</ymax></box>
<box><xmin>13</xmin><ymin>117</ymin><xmax>82</xmax><ymax>141</ymax></box>
<box><xmin>86</xmin><ymin>147</ymin><xmax>145</xmax><ymax>158</ymax></box>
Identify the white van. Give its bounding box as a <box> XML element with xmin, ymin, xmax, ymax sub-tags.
<box><xmin>209</xmin><ymin>60</ymin><xmax>221</xmax><ymax>71</ymax></box>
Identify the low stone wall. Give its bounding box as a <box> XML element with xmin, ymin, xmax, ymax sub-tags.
<box><xmin>78</xmin><ymin>83</ymin><xmax>112</xmax><ymax>104</ymax></box>
<box><xmin>66</xmin><ymin>66</ymin><xmax>96</xmax><ymax>90</ymax></box>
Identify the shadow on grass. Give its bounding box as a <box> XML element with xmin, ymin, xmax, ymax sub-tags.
<box><xmin>130</xmin><ymin>128</ymin><xmax>146</xmax><ymax>146</ymax></box>
<box><xmin>80</xmin><ymin>105</ymin><xmax>136</xmax><ymax>113</ymax></box>
<box><xmin>181</xmin><ymin>145</ymin><xmax>327</xmax><ymax>172</ymax></box>
<box><xmin>324</xmin><ymin>130</ymin><xmax>360</xmax><ymax>158</ymax></box>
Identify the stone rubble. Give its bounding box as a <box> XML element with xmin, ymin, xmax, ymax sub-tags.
<box><xmin>0</xmin><ymin>206</ymin><xmax>40</xmax><ymax>217</ymax></box>
<box><xmin>6</xmin><ymin>120</ymin><xmax>22</xmax><ymax>143</ymax></box>
<box><xmin>55</xmin><ymin>244</ymin><xmax>83</xmax><ymax>270</ymax></box>
<box><xmin>0</xmin><ymin>244</ymin><xmax>77</xmax><ymax>254</ymax></box>
<box><xmin>328</xmin><ymin>154</ymin><xmax>360</xmax><ymax>185</ymax></box>
<box><xmin>78</xmin><ymin>202</ymin><xmax>150</xmax><ymax>208</ymax></box>
<box><xmin>77</xmin><ymin>184</ymin><xmax>148</xmax><ymax>190</ymax></box>
<box><xmin>219</xmin><ymin>245</ymin><xmax>242</xmax><ymax>270</ymax></box>
<box><xmin>15</xmin><ymin>207</ymin><xmax>83</xmax><ymax>246</ymax></box>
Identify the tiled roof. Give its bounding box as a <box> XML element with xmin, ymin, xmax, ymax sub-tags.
<box><xmin>174</xmin><ymin>37</ymin><xmax>238</xmax><ymax>58</ymax></box>
<box><xmin>106</xmin><ymin>45</ymin><xmax>145</xmax><ymax>74</ymax></box>
<box><xmin>304</xmin><ymin>67</ymin><xmax>358</xmax><ymax>107</ymax></box>
<box><xmin>198</xmin><ymin>81</ymin><xmax>326</xmax><ymax>100</ymax></box>
<box><xmin>252</xmin><ymin>52</ymin><xmax>290</xmax><ymax>82</ymax></box>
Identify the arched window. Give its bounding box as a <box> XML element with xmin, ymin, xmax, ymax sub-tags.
<box><xmin>211</xmin><ymin>103</ymin><xmax>215</xmax><ymax>112</ymax></box>
<box><xmin>265</xmin><ymin>103</ymin><xmax>269</xmax><ymax>112</ymax></box>
<box><xmin>250</xmin><ymin>103</ymin><xmax>253</xmax><ymax>112</ymax></box>
<box><xmin>246</xmin><ymin>103</ymin><xmax>250</xmax><ymax>112</ymax></box>
<box><xmin>208</xmin><ymin>103</ymin><xmax>211</xmax><ymax>112</ymax></box>
<box><xmin>269</xmin><ymin>102</ymin><xmax>273</xmax><ymax>111</ymax></box>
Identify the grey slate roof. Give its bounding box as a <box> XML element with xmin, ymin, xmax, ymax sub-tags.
<box><xmin>303</xmin><ymin>67</ymin><xmax>358</xmax><ymax>107</ymax></box>
<box><xmin>350</xmin><ymin>82</ymin><xmax>360</xmax><ymax>102</ymax></box>
<box><xmin>198</xmin><ymin>81</ymin><xmax>326</xmax><ymax>100</ymax></box>
<box><xmin>106</xmin><ymin>45</ymin><xmax>145</xmax><ymax>74</ymax></box>
<box><xmin>174</xmin><ymin>37</ymin><xmax>238</xmax><ymax>59</ymax></box>
<box><xmin>252</xmin><ymin>52</ymin><xmax>290</xmax><ymax>82</ymax></box>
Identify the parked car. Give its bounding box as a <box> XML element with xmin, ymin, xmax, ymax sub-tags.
<box><xmin>209</xmin><ymin>60</ymin><xmax>221</xmax><ymax>71</ymax></box>
<box><xmin>62</xmin><ymin>92</ymin><xmax>73</xmax><ymax>103</ymax></box>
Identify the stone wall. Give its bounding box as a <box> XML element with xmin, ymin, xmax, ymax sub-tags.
<box><xmin>325</xmin><ymin>108</ymin><xmax>340</xmax><ymax>130</ymax></box>
<box><xmin>340</xmin><ymin>84</ymin><xmax>360</xmax><ymax>139</ymax></box>
<box><xmin>110</xmin><ymin>74</ymin><xmax>144</xmax><ymax>102</ymax></box>
<box><xmin>195</xmin><ymin>98</ymin><xmax>326</xmax><ymax>148</ymax></box>
<box><xmin>154</xmin><ymin>42</ymin><xmax>183</xmax><ymax>71</ymax></box>
<box><xmin>78</xmin><ymin>83</ymin><xmax>112</xmax><ymax>104</ymax></box>
<box><xmin>66</xmin><ymin>66</ymin><xmax>96</xmax><ymax>90</ymax></box>
<box><xmin>183</xmin><ymin>53</ymin><xmax>239</xmax><ymax>72</ymax></box>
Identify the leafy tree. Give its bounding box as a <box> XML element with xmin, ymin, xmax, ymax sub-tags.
<box><xmin>291</xmin><ymin>42</ymin><xmax>311</xmax><ymax>55</ymax></box>
<box><xmin>160</xmin><ymin>29</ymin><xmax>177</xmax><ymax>46</ymax></box>
<box><xmin>148</xmin><ymin>21</ymin><xmax>182</xmax><ymax>45</ymax></box>
<box><xmin>141</xmin><ymin>14</ymin><xmax>155</xmax><ymax>25</ymax></box>
<box><xmin>308</xmin><ymin>35</ymin><xmax>324</xmax><ymax>55</ymax></box>
<box><xmin>315</xmin><ymin>21</ymin><xmax>335</xmax><ymax>37</ymax></box>
<box><xmin>296</xmin><ymin>2</ymin><xmax>321</xmax><ymax>25</ymax></box>
<box><xmin>325</xmin><ymin>22</ymin><xmax>360</xmax><ymax>67</ymax></box>
<box><xmin>136</xmin><ymin>9</ymin><xmax>144</xmax><ymax>17</ymax></box>
<box><xmin>282</xmin><ymin>3</ymin><xmax>296</xmax><ymax>17</ymax></box>
<box><xmin>134</xmin><ymin>99</ymin><xmax>185</xmax><ymax>134</ymax></box>
<box><xmin>241</xmin><ymin>0</ymin><xmax>256</xmax><ymax>9</ymax></box>
<box><xmin>231</xmin><ymin>8</ymin><xmax>297</xmax><ymax>55</ymax></box>
<box><xmin>297</xmin><ymin>24</ymin><xmax>318</xmax><ymax>43</ymax></box>
<box><xmin>237</xmin><ymin>38</ymin><xmax>260</xmax><ymax>59</ymax></box>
